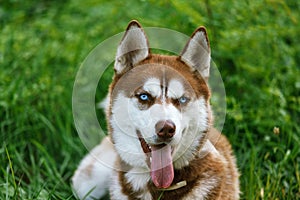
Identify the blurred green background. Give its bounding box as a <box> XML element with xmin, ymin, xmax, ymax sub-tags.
<box><xmin>1</xmin><ymin>0</ymin><xmax>299</xmax><ymax>199</ymax></box>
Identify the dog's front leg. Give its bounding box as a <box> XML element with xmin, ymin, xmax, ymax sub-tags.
<box><xmin>72</xmin><ymin>136</ymin><xmax>117</xmax><ymax>200</ymax></box>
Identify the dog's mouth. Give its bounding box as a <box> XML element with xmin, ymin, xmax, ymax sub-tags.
<box><xmin>137</xmin><ymin>131</ymin><xmax>174</xmax><ymax>189</ymax></box>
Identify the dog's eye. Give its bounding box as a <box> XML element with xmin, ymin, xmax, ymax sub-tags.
<box><xmin>178</xmin><ymin>96</ymin><xmax>189</xmax><ymax>104</ymax></box>
<box><xmin>139</xmin><ymin>94</ymin><xmax>150</xmax><ymax>101</ymax></box>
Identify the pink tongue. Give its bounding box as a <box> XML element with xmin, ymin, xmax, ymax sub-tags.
<box><xmin>150</xmin><ymin>144</ymin><xmax>174</xmax><ymax>188</ymax></box>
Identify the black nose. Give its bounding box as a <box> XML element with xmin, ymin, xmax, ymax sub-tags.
<box><xmin>155</xmin><ymin>120</ymin><xmax>176</xmax><ymax>139</ymax></box>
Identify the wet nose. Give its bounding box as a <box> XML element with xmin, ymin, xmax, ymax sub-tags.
<box><xmin>155</xmin><ymin>120</ymin><xmax>176</xmax><ymax>139</ymax></box>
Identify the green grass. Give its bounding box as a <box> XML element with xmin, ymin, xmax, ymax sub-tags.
<box><xmin>1</xmin><ymin>0</ymin><xmax>300</xmax><ymax>199</ymax></box>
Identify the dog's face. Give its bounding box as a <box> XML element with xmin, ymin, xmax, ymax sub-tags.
<box><xmin>108</xmin><ymin>21</ymin><xmax>212</xmax><ymax>189</ymax></box>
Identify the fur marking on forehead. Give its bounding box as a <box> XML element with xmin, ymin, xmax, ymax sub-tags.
<box><xmin>167</xmin><ymin>79</ymin><xmax>184</xmax><ymax>99</ymax></box>
<box><xmin>142</xmin><ymin>78</ymin><xmax>161</xmax><ymax>97</ymax></box>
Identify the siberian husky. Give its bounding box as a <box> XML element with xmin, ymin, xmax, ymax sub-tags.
<box><xmin>72</xmin><ymin>20</ymin><xmax>240</xmax><ymax>200</ymax></box>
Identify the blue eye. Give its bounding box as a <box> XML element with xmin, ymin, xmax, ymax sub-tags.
<box><xmin>178</xmin><ymin>96</ymin><xmax>188</xmax><ymax>104</ymax></box>
<box><xmin>139</xmin><ymin>94</ymin><xmax>149</xmax><ymax>101</ymax></box>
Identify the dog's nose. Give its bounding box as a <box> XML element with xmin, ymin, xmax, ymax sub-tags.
<box><xmin>155</xmin><ymin>120</ymin><xmax>176</xmax><ymax>139</ymax></box>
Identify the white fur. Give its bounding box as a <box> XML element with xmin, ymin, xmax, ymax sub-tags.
<box><xmin>125</xmin><ymin>168</ymin><xmax>151</xmax><ymax>191</ymax></box>
<box><xmin>138</xmin><ymin>192</ymin><xmax>152</xmax><ymax>200</ymax></box>
<box><xmin>96</xmin><ymin>95</ymin><xmax>109</xmax><ymax>113</ymax></box>
<box><xmin>111</xmin><ymin>90</ymin><xmax>208</xmax><ymax>170</ymax></box>
<box><xmin>199</xmin><ymin>139</ymin><xmax>220</xmax><ymax>158</ymax></box>
<box><xmin>136</xmin><ymin>103</ymin><xmax>182</xmax><ymax>146</ymax></box>
<box><xmin>110</xmin><ymin>91</ymin><xmax>183</xmax><ymax>169</ymax></box>
<box><xmin>115</xmin><ymin>24</ymin><xmax>149</xmax><ymax>74</ymax></box>
<box><xmin>110</xmin><ymin>167</ymin><xmax>152</xmax><ymax>200</ymax></box>
<box><xmin>180</xmin><ymin>30</ymin><xmax>211</xmax><ymax>79</ymax></box>
<box><xmin>143</xmin><ymin>78</ymin><xmax>161</xmax><ymax>97</ymax></box>
<box><xmin>111</xmin><ymin>92</ymin><xmax>149</xmax><ymax>169</ymax></box>
<box><xmin>72</xmin><ymin>137</ymin><xmax>117</xmax><ymax>199</ymax></box>
<box><xmin>182</xmin><ymin>175</ymin><xmax>219</xmax><ymax>200</ymax></box>
<box><xmin>173</xmin><ymin>97</ymin><xmax>208</xmax><ymax>169</ymax></box>
<box><xmin>167</xmin><ymin>79</ymin><xmax>184</xmax><ymax>99</ymax></box>
<box><xmin>110</xmin><ymin>170</ymin><xmax>129</xmax><ymax>200</ymax></box>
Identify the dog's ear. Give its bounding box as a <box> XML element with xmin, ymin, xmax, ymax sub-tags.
<box><xmin>180</xmin><ymin>27</ymin><xmax>211</xmax><ymax>80</ymax></box>
<box><xmin>114</xmin><ymin>20</ymin><xmax>150</xmax><ymax>75</ymax></box>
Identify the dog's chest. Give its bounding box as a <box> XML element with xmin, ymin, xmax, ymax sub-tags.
<box><xmin>113</xmin><ymin>160</ymin><xmax>202</xmax><ymax>200</ymax></box>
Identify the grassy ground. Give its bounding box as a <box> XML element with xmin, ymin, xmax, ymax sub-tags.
<box><xmin>1</xmin><ymin>0</ymin><xmax>299</xmax><ymax>199</ymax></box>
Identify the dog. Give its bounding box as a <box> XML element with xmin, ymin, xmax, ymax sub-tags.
<box><xmin>72</xmin><ymin>20</ymin><xmax>240</xmax><ymax>200</ymax></box>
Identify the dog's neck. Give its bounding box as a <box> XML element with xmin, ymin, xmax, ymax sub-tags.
<box><xmin>116</xmin><ymin>135</ymin><xmax>218</xmax><ymax>199</ymax></box>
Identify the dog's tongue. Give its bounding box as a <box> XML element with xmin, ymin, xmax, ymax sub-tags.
<box><xmin>150</xmin><ymin>144</ymin><xmax>174</xmax><ymax>188</ymax></box>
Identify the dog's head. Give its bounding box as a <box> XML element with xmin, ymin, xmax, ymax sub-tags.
<box><xmin>108</xmin><ymin>20</ymin><xmax>212</xmax><ymax>188</ymax></box>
